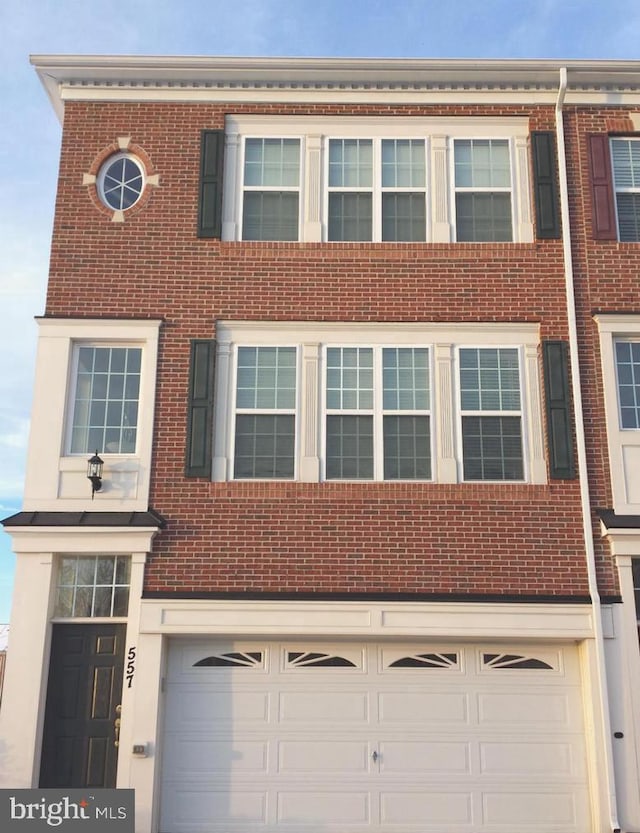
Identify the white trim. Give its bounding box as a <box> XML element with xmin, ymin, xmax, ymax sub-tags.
<box><xmin>224</xmin><ymin>115</ymin><xmax>532</xmax><ymax>244</ymax></box>
<box><xmin>23</xmin><ymin>318</ymin><xmax>162</xmax><ymax>512</ymax></box>
<box><xmin>213</xmin><ymin>321</ymin><xmax>545</xmax><ymax>485</ymax></box>
<box><xmin>595</xmin><ymin>314</ymin><xmax>640</xmax><ymax>514</ymax></box>
<box><xmin>138</xmin><ymin>597</ymin><xmax>594</xmax><ymax>638</ymax></box>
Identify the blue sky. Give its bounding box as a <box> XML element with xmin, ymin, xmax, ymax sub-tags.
<box><xmin>1</xmin><ymin>0</ymin><xmax>639</xmax><ymax>623</ymax></box>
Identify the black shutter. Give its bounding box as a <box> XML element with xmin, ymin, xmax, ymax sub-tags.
<box><xmin>543</xmin><ymin>341</ymin><xmax>576</xmax><ymax>479</ymax></box>
<box><xmin>198</xmin><ymin>130</ymin><xmax>224</xmax><ymax>238</ymax></box>
<box><xmin>531</xmin><ymin>131</ymin><xmax>561</xmax><ymax>239</ymax></box>
<box><xmin>185</xmin><ymin>340</ymin><xmax>216</xmax><ymax>477</ymax></box>
<box><xmin>587</xmin><ymin>134</ymin><xmax>617</xmax><ymax>240</ymax></box>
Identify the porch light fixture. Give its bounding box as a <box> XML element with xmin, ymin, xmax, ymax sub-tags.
<box><xmin>87</xmin><ymin>450</ymin><xmax>104</xmax><ymax>498</ymax></box>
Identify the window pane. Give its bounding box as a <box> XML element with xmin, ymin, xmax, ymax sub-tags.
<box><xmin>383</xmin><ymin>348</ymin><xmax>429</xmax><ymax>410</ymax></box>
<box><xmin>381</xmin><ymin>139</ymin><xmax>426</xmax><ymax>188</ymax></box>
<box><xmin>236</xmin><ymin>347</ymin><xmax>296</xmax><ymax>410</ymax></box>
<box><xmin>93</xmin><ymin>587</ymin><xmax>113</xmax><ymax>617</ymax></box>
<box><xmin>612</xmin><ymin>139</ymin><xmax>640</xmax><ymax>189</ymax></box>
<box><xmin>329</xmin><ymin>139</ymin><xmax>372</xmax><ymax>187</ymax></box>
<box><xmin>615</xmin><ymin>194</ymin><xmax>640</xmax><ymax>242</ymax></box>
<box><xmin>462</xmin><ymin>416</ymin><xmax>524</xmax><ymax>480</ymax></box>
<box><xmin>326</xmin><ymin>415</ymin><xmax>373</xmax><ymax>479</ymax></box>
<box><xmin>234</xmin><ymin>414</ymin><xmax>295</xmax><ymax>478</ymax></box>
<box><xmin>115</xmin><ymin>556</ymin><xmax>131</xmax><ymax>586</ymax></box>
<box><xmin>616</xmin><ymin>340</ymin><xmax>640</xmax><ymax>428</ymax></box>
<box><xmin>55</xmin><ymin>556</ymin><xmax>130</xmax><ymax>619</ymax></box>
<box><xmin>74</xmin><ymin>586</ymin><xmax>94</xmax><ymax>617</ymax></box>
<box><xmin>71</xmin><ymin>346</ymin><xmax>141</xmax><ymax>454</ymax></box>
<box><xmin>456</xmin><ymin>193</ymin><xmax>512</xmax><ymax>241</ymax></box>
<box><xmin>244</xmin><ymin>138</ymin><xmax>300</xmax><ymax>187</ymax></box>
<box><xmin>326</xmin><ymin>347</ymin><xmax>374</xmax><ymax>410</ymax></box>
<box><xmin>383</xmin><ymin>415</ymin><xmax>431</xmax><ymax>479</ymax></box>
<box><xmin>460</xmin><ymin>348</ymin><xmax>520</xmax><ymax>411</ymax></box>
<box><xmin>54</xmin><ymin>586</ymin><xmax>74</xmax><ymax>618</ymax></box>
<box><xmin>455</xmin><ymin>139</ymin><xmax>511</xmax><ymax>188</ymax></box>
<box><xmin>112</xmin><ymin>587</ymin><xmax>130</xmax><ymax>617</ymax></box>
<box><xmin>77</xmin><ymin>558</ymin><xmax>97</xmax><ymax>586</ymax></box>
<box><xmin>243</xmin><ymin>192</ymin><xmax>299</xmax><ymax>240</ymax></box>
<box><xmin>382</xmin><ymin>194</ymin><xmax>426</xmax><ymax>242</ymax></box>
<box><xmin>328</xmin><ymin>193</ymin><xmax>372</xmax><ymax>241</ymax></box>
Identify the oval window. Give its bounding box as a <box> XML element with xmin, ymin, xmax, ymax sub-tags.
<box><xmin>98</xmin><ymin>152</ymin><xmax>145</xmax><ymax>210</ymax></box>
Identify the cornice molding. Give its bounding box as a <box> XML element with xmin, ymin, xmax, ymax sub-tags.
<box><xmin>31</xmin><ymin>55</ymin><xmax>640</xmax><ymax>122</ymax></box>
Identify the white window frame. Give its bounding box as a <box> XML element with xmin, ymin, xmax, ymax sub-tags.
<box><xmin>610</xmin><ymin>137</ymin><xmax>640</xmax><ymax>242</ymax></box>
<box><xmin>24</xmin><ymin>318</ymin><xmax>161</xmax><ymax>511</ymax></box>
<box><xmin>65</xmin><ymin>342</ymin><xmax>144</xmax><ymax>456</ymax></box>
<box><xmin>239</xmin><ymin>136</ymin><xmax>303</xmax><ymax>241</ymax></box>
<box><xmin>322</xmin><ymin>343</ymin><xmax>433</xmax><ymax>481</ymax></box>
<box><xmin>595</xmin><ymin>314</ymin><xmax>640</xmax><ymax>513</ymax></box>
<box><xmin>222</xmin><ymin>115</ymin><xmax>533</xmax><ymax>244</ymax></box>
<box><xmin>213</xmin><ymin>321</ymin><xmax>545</xmax><ymax>484</ymax></box>
<box><xmin>230</xmin><ymin>344</ymin><xmax>300</xmax><ymax>479</ymax></box>
<box><xmin>451</xmin><ymin>138</ymin><xmax>516</xmax><ymax>243</ymax></box>
<box><xmin>456</xmin><ymin>345</ymin><xmax>527</xmax><ymax>482</ymax></box>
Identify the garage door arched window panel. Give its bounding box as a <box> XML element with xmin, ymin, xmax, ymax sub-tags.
<box><xmin>54</xmin><ymin>555</ymin><xmax>131</xmax><ymax>618</ymax></box>
<box><xmin>483</xmin><ymin>653</ymin><xmax>554</xmax><ymax>670</ymax></box>
<box><xmin>193</xmin><ymin>651</ymin><xmax>264</xmax><ymax>668</ymax></box>
<box><xmin>387</xmin><ymin>652</ymin><xmax>459</xmax><ymax>669</ymax></box>
<box><xmin>287</xmin><ymin>651</ymin><xmax>358</xmax><ymax>668</ymax></box>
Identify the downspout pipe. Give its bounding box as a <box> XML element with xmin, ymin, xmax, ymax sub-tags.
<box><xmin>555</xmin><ymin>66</ymin><xmax>621</xmax><ymax>833</ymax></box>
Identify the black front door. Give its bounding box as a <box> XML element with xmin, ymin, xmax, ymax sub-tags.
<box><xmin>39</xmin><ymin>623</ymin><xmax>126</xmax><ymax>787</ymax></box>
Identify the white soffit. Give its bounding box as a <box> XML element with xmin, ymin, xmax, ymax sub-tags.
<box><xmin>30</xmin><ymin>55</ymin><xmax>640</xmax><ymax>122</ymax></box>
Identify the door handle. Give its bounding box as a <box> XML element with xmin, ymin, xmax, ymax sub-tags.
<box><xmin>114</xmin><ymin>704</ymin><xmax>122</xmax><ymax>748</ymax></box>
<box><xmin>372</xmin><ymin>750</ymin><xmax>379</xmax><ymax>763</ymax></box>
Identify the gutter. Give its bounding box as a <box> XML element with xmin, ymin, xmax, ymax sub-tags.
<box><xmin>555</xmin><ymin>67</ymin><xmax>621</xmax><ymax>833</ymax></box>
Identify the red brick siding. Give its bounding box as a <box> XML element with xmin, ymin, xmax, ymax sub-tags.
<box><xmin>43</xmin><ymin>100</ymin><xmax>623</xmax><ymax>598</ymax></box>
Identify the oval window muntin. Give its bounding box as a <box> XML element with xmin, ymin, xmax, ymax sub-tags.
<box><xmin>98</xmin><ymin>152</ymin><xmax>145</xmax><ymax>211</ymax></box>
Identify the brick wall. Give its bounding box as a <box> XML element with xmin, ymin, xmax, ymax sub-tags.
<box><xmin>43</xmin><ymin>100</ymin><xmax>624</xmax><ymax>598</ymax></box>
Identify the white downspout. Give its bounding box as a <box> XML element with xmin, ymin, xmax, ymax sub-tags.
<box><xmin>555</xmin><ymin>66</ymin><xmax>621</xmax><ymax>833</ymax></box>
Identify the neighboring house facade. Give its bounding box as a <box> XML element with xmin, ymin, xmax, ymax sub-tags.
<box><xmin>1</xmin><ymin>56</ymin><xmax>640</xmax><ymax>833</ymax></box>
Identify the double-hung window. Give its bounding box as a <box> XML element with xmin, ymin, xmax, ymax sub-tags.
<box><xmin>225</xmin><ymin>116</ymin><xmax>532</xmax><ymax>243</ymax></box>
<box><xmin>215</xmin><ymin>322</ymin><xmax>544</xmax><ymax>484</ymax></box>
<box><xmin>454</xmin><ymin>139</ymin><xmax>513</xmax><ymax>241</ymax></box>
<box><xmin>611</xmin><ymin>138</ymin><xmax>640</xmax><ymax>242</ymax></box>
<box><xmin>595</xmin><ymin>317</ymin><xmax>640</xmax><ymax>514</ymax></box>
<box><xmin>70</xmin><ymin>345</ymin><xmax>142</xmax><ymax>454</ymax></box>
<box><xmin>242</xmin><ymin>138</ymin><xmax>301</xmax><ymax>240</ymax></box>
<box><xmin>233</xmin><ymin>346</ymin><xmax>297</xmax><ymax>478</ymax></box>
<box><xmin>459</xmin><ymin>347</ymin><xmax>524</xmax><ymax>480</ymax></box>
<box><xmin>614</xmin><ymin>339</ymin><xmax>640</xmax><ymax>428</ymax></box>
<box><xmin>327</xmin><ymin>139</ymin><xmax>427</xmax><ymax>241</ymax></box>
<box><xmin>325</xmin><ymin>347</ymin><xmax>430</xmax><ymax>479</ymax></box>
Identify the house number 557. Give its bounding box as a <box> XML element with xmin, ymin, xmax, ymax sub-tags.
<box><xmin>126</xmin><ymin>647</ymin><xmax>136</xmax><ymax>688</ymax></box>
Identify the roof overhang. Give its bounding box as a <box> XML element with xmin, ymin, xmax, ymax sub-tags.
<box><xmin>30</xmin><ymin>55</ymin><xmax>640</xmax><ymax>123</ymax></box>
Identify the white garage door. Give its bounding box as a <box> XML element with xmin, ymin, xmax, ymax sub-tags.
<box><xmin>159</xmin><ymin>640</ymin><xmax>591</xmax><ymax>833</ymax></box>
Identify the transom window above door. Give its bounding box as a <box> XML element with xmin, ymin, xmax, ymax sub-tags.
<box><xmin>224</xmin><ymin>115</ymin><xmax>533</xmax><ymax>244</ymax></box>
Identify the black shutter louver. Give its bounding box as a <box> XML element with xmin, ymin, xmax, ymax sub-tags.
<box><xmin>543</xmin><ymin>340</ymin><xmax>576</xmax><ymax>479</ymax></box>
<box><xmin>185</xmin><ymin>340</ymin><xmax>216</xmax><ymax>477</ymax></box>
<box><xmin>531</xmin><ymin>131</ymin><xmax>561</xmax><ymax>239</ymax></box>
<box><xmin>587</xmin><ymin>134</ymin><xmax>617</xmax><ymax>240</ymax></box>
<box><xmin>198</xmin><ymin>130</ymin><xmax>224</xmax><ymax>238</ymax></box>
